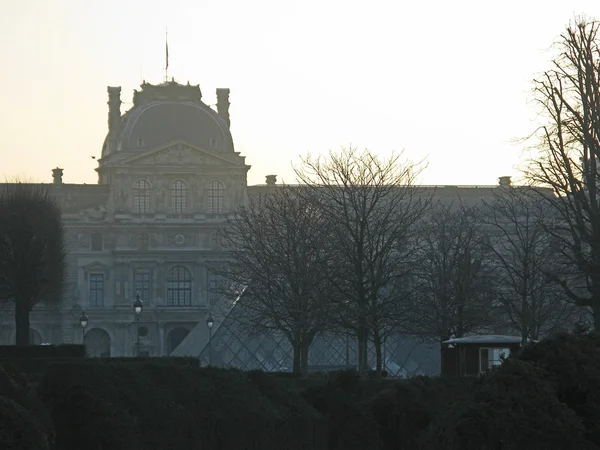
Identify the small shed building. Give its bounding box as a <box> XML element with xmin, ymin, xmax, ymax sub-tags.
<box><xmin>441</xmin><ymin>335</ymin><xmax>525</xmax><ymax>377</ymax></box>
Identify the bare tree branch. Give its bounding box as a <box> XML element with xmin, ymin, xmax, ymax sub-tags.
<box><xmin>481</xmin><ymin>187</ymin><xmax>579</xmax><ymax>342</ymax></box>
<box><xmin>294</xmin><ymin>147</ymin><xmax>431</xmax><ymax>378</ymax></box>
<box><xmin>403</xmin><ymin>200</ymin><xmax>496</xmax><ymax>343</ymax></box>
<box><xmin>523</xmin><ymin>18</ymin><xmax>600</xmax><ymax>328</ymax></box>
<box><xmin>214</xmin><ymin>184</ymin><xmax>335</xmax><ymax>374</ymax></box>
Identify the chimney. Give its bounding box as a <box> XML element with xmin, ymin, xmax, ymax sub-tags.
<box><xmin>107</xmin><ymin>86</ymin><xmax>122</xmax><ymax>132</ymax></box>
<box><xmin>216</xmin><ymin>88</ymin><xmax>231</xmax><ymax>128</ymax></box>
<box><xmin>498</xmin><ymin>176</ymin><xmax>512</xmax><ymax>187</ymax></box>
<box><xmin>265</xmin><ymin>175</ymin><xmax>277</xmax><ymax>186</ymax></box>
<box><xmin>52</xmin><ymin>168</ymin><xmax>64</xmax><ymax>185</ymax></box>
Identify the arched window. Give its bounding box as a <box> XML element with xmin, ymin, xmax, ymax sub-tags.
<box><xmin>133</xmin><ymin>179</ymin><xmax>151</xmax><ymax>213</ymax></box>
<box><xmin>137</xmin><ymin>233</ymin><xmax>149</xmax><ymax>251</ymax></box>
<box><xmin>208</xmin><ymin>180</ymin><xmax>224</xmax><ymax>214</ymax></box>
<box><xmin>167</xmin><ymin>266</ymin><xmax>192</xmax><ymax>306</ymax></box>
<box><xmin>171</xmin><ymin>180</ymin><xmax>188</xmax><ymax>214</ymax></box>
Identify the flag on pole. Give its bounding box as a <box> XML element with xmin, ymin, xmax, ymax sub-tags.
<box><xmin>165</xmin><ymin>40</ymin><xmax>169</xmax><ymax>70</ymax></box>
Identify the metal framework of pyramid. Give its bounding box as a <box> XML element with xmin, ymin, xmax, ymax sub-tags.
<box><xmin>198</xmin><ymin>298</ymin><xmax>441</xmax><ymax>377</ymax></box>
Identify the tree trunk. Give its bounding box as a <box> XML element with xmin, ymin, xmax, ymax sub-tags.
<box><xmin>300</xmin><ymin>343</ymin><xmax>310</xmax><ymax>375</ymax></box>
<box><xmin>373</xmin><ymin>330</ymin><xmax>383</xmax><ymax>380</ymax></box>
<box><xmin>292</xmin><ymin>342</ymin><xmax>301</xmax><ymax>374</ymax></box>
<box><xmin>357</xmin><ymin>326</ymin><xmax>369</xmax><ymax>379</ymax></box>
<box><xmin>15</xmin><ymin>299</ymin><xmax>31</xmax><ymax>346</ymax></box>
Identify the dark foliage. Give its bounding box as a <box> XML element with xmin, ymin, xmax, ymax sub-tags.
<box><xmin>0</xmin><ymin>344</ymin><xmax>85</xmax><ymax>359</ymax></box>
<box><xmin>1</xmin><ymin>333</ymin><xmax>599</xmax><ymax>450</ymax></box>
<box><xmin>0</xmin><ymin>364</ymin><xmax>52</xmax><ymax>449</ymax></box>
<box><xmin>248</xmin><ymin>371</ymin><xmax>327</xmax><ymax>448</ymax></box>
<box><xmin>517</xmin><ymin>332</ymin><xmax>600</xmax><ymax>445</ymax></box>
<box><xmin>302</xmin><ymin>371</ymin><xmax>386</xmax><ymax>450</ymax></box>
<box><xmin>424</xmin><ymin>358</ymin><xmax>595</xmax><ymax>450</ymax></box>
<box><xmin>367</xmin><ymin>376</ymin><xmax>475</xmax><ymax>450</ymax></box>
<box><xmin>0</xmin><ymin>396</ymin><xmax>51</xmax><ymax>450</ymax></box>
<box><xmin>0</xmin><ymin>183</ymin><xmax>67</xmax><ymax>345</ymax></box>
<box><xmin>37</xmin><ymin>360</ymin><xmax>325</xmax><ymax>450</ymax></box>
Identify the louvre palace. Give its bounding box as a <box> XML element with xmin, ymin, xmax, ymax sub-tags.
<box><xmin>0</xmin><ymin>78</ymin><xmax>519</xmax><ymax>375</ymax></box>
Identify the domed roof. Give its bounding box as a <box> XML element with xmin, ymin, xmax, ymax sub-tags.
<box><xmin>101</xmin><ymin>81</ymin><xmax>234</xmax><ymax>158</ymax></box>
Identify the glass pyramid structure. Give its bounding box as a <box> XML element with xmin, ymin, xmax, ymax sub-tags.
<box><xmin>198</xmin><ymin>297</ymin><xmax>441</xmax><ymax>377</ymax></box>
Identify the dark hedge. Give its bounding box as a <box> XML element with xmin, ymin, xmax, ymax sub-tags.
<box><xmin>367</xmin><ymin>376</ymin><xmax>476</xmax><ymax>450</ymax></box>
<box><xmin>302</xmin><ymin>370</ymin><xmax>387</xmax><ymax>450</ymax></box>
<box><xmin>0</xmin><ymin>364</ymin><xmax>53</xmax><ymax>449</ymax></box>
<box><xmin>37</xmin><ymin>360</ymin><xmax>326</xmax><ymax>450</ymax></box>
<box><xmin>0</xmin><ymin>396</ymin><xmax>51</xmax><ymax>450</ymax></box>
<box><xmin>1</xmin><ymin>333</ymin><xmax>599</xmax><ymax>450</ymax></box>
<box><xmin>422</xmin><ymin>359</ymin><xmax>594</xmax><ymax>450</ymax></box>
<box><xmin>517</xmin><ymin>332</ymin><xmax>600</xmax><ymax>445</ymax></box>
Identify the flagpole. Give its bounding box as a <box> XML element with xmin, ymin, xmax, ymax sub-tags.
<box><xmin>165</xmin><ymin>27</ymin><xmax>169</xmax><ymax>82</ymax></box>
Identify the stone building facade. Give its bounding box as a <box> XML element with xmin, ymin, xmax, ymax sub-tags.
<box><xmin>0</xmin><ymin>80</ymin><xmax>249</xmax><ymax>357</ymax></box>
<box><xmin>0</xmin><ymin>77</ymin><xmax>549</xmax><ymax>364</ymax></box>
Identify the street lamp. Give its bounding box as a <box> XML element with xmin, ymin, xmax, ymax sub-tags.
<box><xmin>206</xmin><ymin>312</ymin><xmax>214</xmax><ymax>365</ymax></box>
<box><xmin>133</xmin><ymin>292</ymin><xmax>143</xmax><ymax>357</ymax></box>
<box><xmin>79</xmin><ymin>310</ymin><xmax>88</xmax><ymax>345</ymax></box>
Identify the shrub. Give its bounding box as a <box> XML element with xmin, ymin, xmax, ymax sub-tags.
<box><xmin>248</xmin><ymin>371</ymin><xmax>327</xmax><ymax>449</ymax></box>
<box><xmin>0</xmin><ymin>396</ymin><xmax>51</xmax><ymax>450</ymax></box>
<box><xmin>423</xmin><ymin>359</ymin><xmax>594</xmax><ymax>450</ymax></box>
<box><xmin>0</xmin><ymin>364</ymin><xmax>53</xmax><ymax>444</ymax></box>
<box><xmin>38</xmin><ymin>360</ymin><xmax>325</xmax><ymax>450</ymax></box>
<box><xmin>301</xmin><ymin>372</ymin><xmax>384</xmax><ymax>450</ymax></box>
<box><xmin>516</xmin><ymin>332</ymin><xmax>600</xmax><ymax>445</ymax></box>
<box><xmin>367</xmin><ymin>376</ymin><xmax>475</xmax><ymax>450</ymax></box>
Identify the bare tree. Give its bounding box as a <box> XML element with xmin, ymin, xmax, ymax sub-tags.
<box><xmin>404</xmin><ymin>201</ymin><xmax>495</xmax><ymax>344</ymax></box>
<box><xmin>525</xmin><ymin>18</ymin><xmax>600</xmax><ymax>328</ymax></box>
<box><xmin>481</xmin><ymin>187</ymin><xmax>577</xmax><ymax>342</ymax></box>
<box><xmin>295</xmin><ymin>147</ymin><xmax>431</xmax><ymax>378</ymax></box>
<box><xmin>217</xmin><ymin>185</ymin><xmax>335</xmax><ymax>374</ymax></box>
<box><xmin>0</xmin><ymin>183</ymin><xmax>67</xmax><ymax>345</ymax></box>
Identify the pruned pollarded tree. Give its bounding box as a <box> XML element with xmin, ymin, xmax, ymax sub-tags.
<box><xmin>217</xmin><ymin>184</ymin><xmax>335</xmax><ymax>374</ymax></box>
<box><xmin>525</xmin><ymin>18</ymin><xmax>600</xmax><ymax>328</ymax></box>
<box><xmin>404</xmin><ymin>201</ymin><xmax>496</xmax><ymax>344</ymax></box>
<box><xmin>0</xmin><ymin>183</ymin><xmax>67</xmax><ymax>345</ymax></box>
<box><xmin>295</xmin><ymin>147</ymin><xmax>431</xmax><ymax>378</ymax></box>
<box><xmin>481</xmin><ymin>187</ymin><xmax>578</xmax><ymax>343</ymax></box>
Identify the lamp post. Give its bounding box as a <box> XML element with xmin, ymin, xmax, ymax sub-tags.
<box><xmin>133</xmin><ymin>293</ymin><xmax>143</xmax><ymax>357</ymax></box>
<box><xmin>79</xmin><ymin>310</ymin><xmax>88</xmax><ymax>345</ymax></box>
<box><xmin>206</xmin><ymin>312</ymin><xmax>214</xmax><ymax>365</ymax></box>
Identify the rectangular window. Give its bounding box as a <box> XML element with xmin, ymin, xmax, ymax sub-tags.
<box><xmin>479</xmin><ymin>347</ymin><xmax>510</xmax><ymax>373</ymax></box>
<box><xmin>89</xmin><ymin>274</ymin><xmax>104</xmax><ymax>307</ymax></box>
<box><xmin>90</xmin><ymin>233</ymin><xmax>103</xmax><ymax>251</ymax></box>
<box><xmin>135</xmin><ymin>271</ymin><xmax>151</xmax><ymax>305</ymax></box>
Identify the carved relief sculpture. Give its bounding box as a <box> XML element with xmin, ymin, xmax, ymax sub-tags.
<box><xmin>78</xmin><ymin>233</ymin><xmax>90</xmax><ymax>248</ymax></box>
<box><xmin>115</xmin><ymin>190</ymin><xmax>129</xmax><ymax>211</ymax></box>
<box><xmin>192</xmin><ymin>181</ymin><xmax>203</xmax><ymax>211</ymax></box>
<box><xmin>155</xmin><ymin>180</ymin><xmax>166</xmax><ymax>210</ymax></box>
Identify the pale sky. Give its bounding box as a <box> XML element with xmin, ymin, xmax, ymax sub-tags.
<box><xmin>1</xmin><ymin>0</ymin><xmax>599</xmax><ymax>186</ymax></box>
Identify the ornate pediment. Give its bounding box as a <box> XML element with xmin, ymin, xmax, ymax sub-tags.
<box><xmin>81</xmin><ymin>261</ymin><xmax>111</xmax><ymax>280</ymax></box>
<box><xmin>115</xmin><ymin>141</ymin><xmax>242</xmax><ymax>168</ymax></box>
